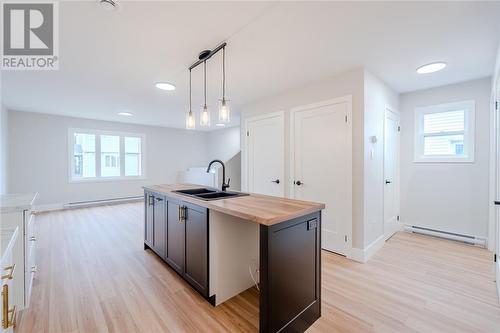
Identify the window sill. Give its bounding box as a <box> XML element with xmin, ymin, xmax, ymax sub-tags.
<box><xmin>413</xmin><ymin>157</ymin><xmax>474</xmax><ymax>163</ymax></box>
<box><xmin>69</xmin><ymin>176</ymin><xmax>146</xmax><ymax>184</ymax></box>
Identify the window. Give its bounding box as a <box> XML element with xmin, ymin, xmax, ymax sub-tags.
<box><xmin>124</xmin><ymin>136</ymin><xmax>142</xmax><ymax>176</ymax></box>
<box><xmin>100</xmin><ymin>135</ymin><xmax>120</xmax><ymax>177</ymax></box>
<box><xmin>73</xmin><ymin>133</ymin><xmax>96</xmax><ymax>178</ymax></box>
<box><xmin>69</xmin><ymin>129</ymin><xmax>145</xmax><ymax>181</ymax></box>
<box><xmin>414</xmin><ymin>100</ymin><xmax>475</xmax><ymax>163</ymax></box>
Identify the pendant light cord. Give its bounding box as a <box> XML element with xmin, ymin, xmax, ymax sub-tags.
<box><xmin>204</xmin><ymin>61</ymin><xmax>207</xmax><ymax>107</ymax></box>
<box><xmin>222</xmin><ymin>47</ymin><xmax>226</xmax><ymax>99</ymax></box>
<box><xmin>189</xmin><ymin>69</ymin><xmax>192</xmax><ymax>112</ymax></box>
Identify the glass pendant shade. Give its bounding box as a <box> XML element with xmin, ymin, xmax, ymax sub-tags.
<box><xmin>218</xmin><ymin>99</ymin><xmax>230</xmax><ymax>123</ymax></box>
<box><xmin>200</xmin><ymin>105</ymin><xmax>210</xmax><ymax>127</ymax></box>
<box><xmin>199</xmin><ymin>61</ymin><xmax>211</xmax><ymax>127</ymax></box>
<box><xmin>186</xmin><ymin>110</ymin><xmax>195</xmax><ymax>129</ymax></box>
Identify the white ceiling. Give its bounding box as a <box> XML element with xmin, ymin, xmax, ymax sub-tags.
<box><xmin>3</xmin><ymin>1</ymin><xmax>500</xmax><ymax>130</ymax></box>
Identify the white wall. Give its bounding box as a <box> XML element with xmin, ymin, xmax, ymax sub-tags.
<box><xmin>363</xmin><ymin>71</ymin><xmax>399</xmax><ymax>247</ymax></box>
<box><xmin>0</xmin><ymin>105</ymin><xmax>8</xmax><ymax>195</ymax></box>
<box><xmin>400</xmin><ymin>78</ymin><xmax>491</xmax><ymax>238</ymax></box>
<box><xmin>491</xmin><ymin>43</ymin><xmax>500</xmax><ymax>300</ymax></box>
<box><xmin>240</xmin><ymin>68</ymin><xmax>366</xmax><ymax>249</ymax></box>
<box><xmin>206</xmin><ymin>126</ymin><xmax>241</xmax><ymax>191</ymax></box>
<box><xmin>0</xmin><ymin>67</ymin><xmax>8</xmax><ymax>195</ymax></box>
<box><xmin>8</xmin><ymin>111</ymin><xmax>209</xmax><ymax>207</ymax></box>
<box><xmin>206</xmin><ymin>126</ymin><xmax>240</xmax><ymax>162</ymax></box>
<box><xmin>240</xmin><ymin>68</ymin><xmax>399</xmax><ymax>255</ymax></box>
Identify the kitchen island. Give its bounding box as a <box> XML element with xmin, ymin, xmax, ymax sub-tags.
<box><xmin>143</xmin><ymin>184</ymin><xmax>324</xmax><ymax>333</ymax></box>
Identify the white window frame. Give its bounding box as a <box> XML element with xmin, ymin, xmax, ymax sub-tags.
<box><xmin>414</xmin><ymin>100</ymin><xmax>475</xmax><ymax>163</ymax></box>
<box><xmin>68</xmin><ymin>128</ymin><xmax>146</xmax><ymax>183</ymax></box>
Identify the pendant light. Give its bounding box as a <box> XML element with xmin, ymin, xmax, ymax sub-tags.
<box><xmin>200</xmin><ymin>61</ymin><xmax>210</xmax><ymax>127</ymax></box>
<box><xmin>218</xmin><ymin>46</ymin><xmax>230</xmax><ymax>123</ymax></box>
<box><xmin>186</xmin><ymin>69</ymin><xmax>195</xmax><ymax>129</ymax></box>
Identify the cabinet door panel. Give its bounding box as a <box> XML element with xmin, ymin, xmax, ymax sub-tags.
<box><xmin>184</xmin><ymin>205</ymin><xmax>208</xmax><ymax>296</ymax></box>
<box><xmin>166</xmin><ymin>201</ymin><xmax>184</xmax><ymax>275</ymax></box>
<box><xmin>153</xmin><ymin>196</ymin><xmax>166</xmax><ymax>258</ymax></box>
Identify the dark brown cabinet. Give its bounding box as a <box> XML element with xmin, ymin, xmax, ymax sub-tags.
<box><xmin>184</xmin><ymin>203</ymin><xmax>208</xmax><ymax>297</ymax></box>
<box><xmin>165</xmin><ymin>201</ymin><xmax>185</xmax><ymax>275</ymax></box>
<box><xmin>153</xmin><ymin>196</ymin><xmax>166</xmax><ymax>258</ymax></box>
<box><xmin>145</xmin><ymin>193</ymin><xmax>209</xmax><ymax>300</ymax></box>
<box><xmin>144</xmin><ymin>191</ymin><xmax>166</xmax><ymax>259</ymax></box>
<box><xmin>144</xmin><ymin>193</ymin><xmax>154</xmax><ymax>247</ymax></box>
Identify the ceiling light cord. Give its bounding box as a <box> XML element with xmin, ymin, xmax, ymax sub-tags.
<box><xmin>222</xmin><ymin>47</ymin><xmax>226</xmax><ymax>100</ymax></box>
<box><xmin>204</xmin><ymin>61</ymin><xmax>207</xmax><ymax>107</ymax></box>
<box><xmin>189</xmin><ymin>69</ymin><xmax>192</xmax><ymax>112</ymax></box>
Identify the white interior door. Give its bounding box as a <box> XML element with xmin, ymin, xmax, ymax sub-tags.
<box><xmin>245</xmin><ymin>112</ymin><xmax>285</xmax><ymax>197</ymax></box>
<box><xmin>384</xmin><ymin>107</ymin><xmax>400</xmax><ymax>239</ymax></box>
<box><xmin>290</xmin><ymin>97</ymin><xmax>352</xmax><ymax>255</ymax></box>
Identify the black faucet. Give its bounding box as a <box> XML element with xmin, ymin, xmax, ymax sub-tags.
<box><xmin>206</xmin><ymin>159</ymin><xmax>230</xmax><ymax>191</ymax></box>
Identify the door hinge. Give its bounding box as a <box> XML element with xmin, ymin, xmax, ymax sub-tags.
<box><xmin>345</xmin><ymin>115</ymin><xmax>348</xmax><ymax>123</ymax></box>
<box><xmin>398</xmin><ymin>125</ymin><xmax>401</xmax><ymax>132</ymax></box>
<box><xmin>397</xmin><ymin>215</ymin><xmax>400</xmax><ymax>221</ymax></box>
<box><xmin>344</xmin><ymin>235</ymin><xmax>348</xmax><ymax>242</ymax></box>
<box><xmin>496</xmin><ymin>101</ymin><xmax>499</xmax><ymax>111</ymax></box>
<box><xmin>246</xmin><ymin>131</ymin><xmax>249</xmax><ymax>136</ymax></box>
<box><xmin>495</xmin><ymin>253</ymin><xmax>497</xmax><ymax>263</ymax></box>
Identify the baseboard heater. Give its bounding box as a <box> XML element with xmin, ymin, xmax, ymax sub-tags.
<box><xmin>404</xmin><ymin>225</ymin><xmax>487</xmax><ymax>248</ymax></box>
<box><xmin>63</xmin><ymin>196</ymin><xmax>144</xmax><ymax>209</ymax></box>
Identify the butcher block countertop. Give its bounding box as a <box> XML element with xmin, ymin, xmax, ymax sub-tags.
<box><xmin>143</xmin><ymin>184</ymin><xmax>325</xmax><ymax>226</ymax></box>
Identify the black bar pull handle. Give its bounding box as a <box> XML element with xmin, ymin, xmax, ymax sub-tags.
<box><xmin>385</xmin><ymin>180</ymin><xmax>392</xmax><ymax>184</ymax></box>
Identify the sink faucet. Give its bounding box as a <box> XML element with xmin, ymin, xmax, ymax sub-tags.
<box><xmin>206</xmin><ymin>159</ymin><xmax>230</xmax><ymax>191</ymax></box>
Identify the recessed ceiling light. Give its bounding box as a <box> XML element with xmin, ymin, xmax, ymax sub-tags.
<box><xmin>117</xmin><ymin>112</ymin><xmax>133</xmax><ymax>117</ymax></box>
<box><xmin>215</xmin><ymin>123</ymin><xmax>225</xmax><ymax>127</ymax></box>
<box><xmin>155</xmin><ymin>82</ymin><xmax>176</xmax><ymax>91</ymax></box>
<box><xmin>416</xmin><ymin>62</ymin><xmax>447</xmax><ymax>74</ymax></box>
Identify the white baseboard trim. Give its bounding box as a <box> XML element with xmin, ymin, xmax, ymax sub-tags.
<box><xmin>384</xmin><ymin>223</ymin><xmax>404</xmax><ymax>241</ymax></box>
<box><xmin>348</xmin><ymin>234</ymin><xmax>386</xmax><ymax>263</ymax></box>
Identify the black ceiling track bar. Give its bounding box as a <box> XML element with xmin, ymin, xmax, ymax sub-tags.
<box><xmin>188</xmin><ymin>42</ymin><xmax>227</xmax><ymax>71</ymax></box>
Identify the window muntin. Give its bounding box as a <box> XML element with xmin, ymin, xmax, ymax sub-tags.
<box><xmin>73</xmin><ymin>133</ymin><xmax>96</xmax><ymax>178</ymax></box>
<box><xmin>124</xmin><ymin>136</ymin><xmax>142</xmax><ymax>177</ymax></box>
<box><xmin>100</xmin><ymin>135</ymin><xmax>120</xmax><ymax>177</ymax></box>
<box><xmin>414</xmin><ymin>100</ymin><xmax>475</xmax><ymax>163</ymax></box>
<box><xmin>69</xmin><ymin>129</ymin><xmax>145</xmax><ymax>181</ymax></box>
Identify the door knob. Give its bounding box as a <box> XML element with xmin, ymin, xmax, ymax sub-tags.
<box><xmin>271</xmin><ymin>179</ymin><xmax>280</xmax><ymax>184</ymax></box>
<box><xmin>385</xmin><ymin>180</ymin><xmax>392</xmax><ymax>184</ymax></box>
<box><xmin>294</xmin><ymin>180</ymin><xmax>303</xmax><ymax>186</ymax></box>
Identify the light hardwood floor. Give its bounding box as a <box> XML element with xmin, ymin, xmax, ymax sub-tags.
<box><xmin>16</xmin><ymin>202</ymin><xmax>500</xmax><ymax>333</ymax></box>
